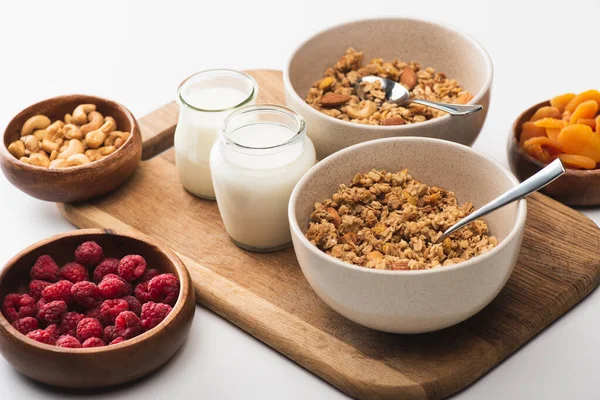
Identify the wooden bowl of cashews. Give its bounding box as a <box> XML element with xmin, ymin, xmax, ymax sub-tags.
<box><xmin>0</xmin><ymin>94</ymin><xmax>142</xmax><ymax>202</ymax></box>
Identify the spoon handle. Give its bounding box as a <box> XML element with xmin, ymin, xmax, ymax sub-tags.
<box><xmin>438</xmin><ymin>158</ymin><xmax>565</xmax><ymax>242</ymax></box>
<box><xmin>411</xmin><ymin>99</ymin><xmax>483</xmax><ymax>116</ymax></box>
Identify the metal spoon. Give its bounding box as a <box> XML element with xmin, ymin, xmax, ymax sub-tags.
<box><xmin>355</xmin><ymin>76</ymin><xmax>483</xmax><ymax>116</ymax></box>
<box><xmin>437</xmin><ymin>158</ymin><xmax>566</xmax><ymax>243</ymax></box>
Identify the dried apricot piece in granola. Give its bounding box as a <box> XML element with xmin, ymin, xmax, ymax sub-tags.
<box><xmin>558</xmin><ymin>154</ymin><xmax>596</xmax><ymax>170</ymax></box>
<box><xmin>529</xmin><ymin>106</ymin><xmax>561</xmax><ymax>122</ymax></box>
<box><xmin>557</xmin><ymin>124</ymin><xmax>600</xmax><ymax>162</ymax></box>
<box><xmin>546</xmin><ymin>128</ymin><xmax>561</xmax><ymax>141</ymax></box>
<box><xmin>519</xmin><ymin>121</ymin><xmax>546</xmax><ymax>146</ymax></box>
<box><xmin>550</xmin><ymin>93</ymin><xmax>576</xmax><ymax>112</ymax></box>
<box><xmin>569</xmin><ymin>100</ymin><xmax>599</xmax><ymax>124</ymax></box>
<box><xmin>565</xmin><ymin>90</ymin><xmax>600</xmax><ymax>113</ymax></box>
<box><xmin>533</xmin><ymin>118</ymin><xmax>566</xmax><ymax>129</ymax></box>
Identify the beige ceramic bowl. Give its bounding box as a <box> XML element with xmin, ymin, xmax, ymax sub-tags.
<box><xmin>284</xmin><ymin>18</ymin><xmax>493</xmax><ymax>160</ymax></box>
<box><xmin>289</xmin><ymin>137</ymin><xmax>526</xmax><ymax>333</ymax></box>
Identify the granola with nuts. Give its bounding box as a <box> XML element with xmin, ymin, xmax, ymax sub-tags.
<box><xmin>305</xmin><ymin>169</ymin><xmax>497</xmax><ymax>270</ymax></box>
<box><xmin>305</xmin><ymin>48</ymin><xmax>473</xmax><ymax>125</ymax></box>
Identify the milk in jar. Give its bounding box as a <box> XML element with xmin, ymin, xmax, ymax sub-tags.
<box><xmin>174</xmin><ymin>70</ymin><xmax>258</xmax><ymax>199</ymax></box>
<box><xmin>210</xmin><ymin>105</ymin><xmax>316</xmax><ymax>251</ymax></box>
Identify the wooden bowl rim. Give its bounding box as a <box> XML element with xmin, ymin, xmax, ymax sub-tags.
<box><xmin>0</xmin><ymin>228</ymin><xmax>192</xmax><ymax>353</ymax></box>
<box><xmin>511</xmin><ymin>99</ymin><xmax>600</xmax><ymax>177</ymax></box>
<box><xmin>0</xmin><ymin>94</ymin><xmax>138</xmax><ymax>173</ymax></box>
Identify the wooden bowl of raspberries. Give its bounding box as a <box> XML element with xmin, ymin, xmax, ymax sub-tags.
<box><xmin>0</xmin><ymin>228</ymin><xmax>195</xmax><ymax>388</ymax></box>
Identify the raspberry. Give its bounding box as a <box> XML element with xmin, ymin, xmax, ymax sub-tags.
<box><xmin>85</xmin><ymin>303</ymin><xmax>103</xmax><ymax>321</ymax></box>
<box><xmin>98</xmin><ymin>274</ymin><xmax>129</xmax><ymax>299</ymax></box>
<box><xmin>141</xmin><ymin>301</ymin><xmax>172</xmax><ymax>331</ymax></box>
<box><xmin>93</xmin><ymin>258</ymin><xmax>119</xmax><ymax>282</ymax></box>
<box><xmin>59</xmin><ymin>262</ymin><xmax>89</xmax><ymax>283</ymax></box>
<box><xmin>115</xmin><ymin>311</ymin><xmax>143</xmax><ymax>339</ymax></box>
<box><xmin>118</xmin><ymin>255</ymin><xmax>147</xmax><ymax>282</ymax></box>
<box><xmin>74</xmin><ymin>241</ymin><xmax>103</xmax><ymax>266</ymax></box>
<box><xmin>2</xmin><ymin>293</ymin><xmax>37</xmax><ymax>322</ymax></box>
<box><xmin>45</xmin><ymin>324</ymin><xmax>59</xmax><ymax>341</ymax></box>
<box><xmin>30</xmin><ymin>255</ymin><xmax>59</xmax><ymax>282</ymax></box>
<box><xmin>59</xmin><ymin>312</ymin><xmax>85</xmax><ymax>336</ymax></box>
<box><xmin>134</xmin><ymin>281</ymin><xmax>151</xmax><ymax>303</ymax></box>
<box><xmin>100</xmin><ymin>299</ymin><xmax>129</xmax><ymax>325</ymax></box>
<box><xmin>38</xmin><ymin>300</ymin><xmax>67</xmax><ymax>325</ymax></box>
<box><xmin>36</xmin><ymin>298</ymin><xmax>47</xmax><ymax>313</ymax></box>
<box><xmin>139</xmin><ymin>268</ymin><xmax>159</xmax><ymax>282</ymax></box>
<box><xmin>29</xmin><ymin>280</ymin><xmax>52</xmax><ymax>301</ymax></box>
<box><xmin>76</xmin><ymin>317</ymin><xmax>103</xmax><ymax>341</ymax></box>
<box><xmin>103</xmin><ymin>325</ymin><xmax>119</xmax><ymax>343</ymax></box>
<box><xmin>26</xmin><ymin>329</ymin><xmax>55</xmax><ymax>345</ymax></box>
<box><xmin>71</xmin><ymin>281</ymin><xmax>101</xmax><ymax>309</ymax></box>
<box><xmin>82</xmin><ymin>337</ymin><xmax>105</xmax><ymax>348</ymax></box>
<box><xmin>109</xmin><ymin>337</ymin><xmax>125</xmax><ymax>345</ymax></box>
<box><xmin>121</xmin><ymin>295</ymin><xmax>142</xmax><ymax>316</ymax></box>
<box><xmin>12</xmin><ymin>317</ymin><xmax>38</xmax><ymax>335</ymax></box>
<box><xmin>42</xmin><ymin>280</ymin><xmax>74</xmax><ymax>303</ymax></box>
<box><xmin>56</xmin><ymin>335</ymin><xmax>81</xmax><ymax>348</ymax></box>
<box><xmin>148</xmin><ymin>274</ymin><xmax>180</xmax><ymax>306</ymax></box>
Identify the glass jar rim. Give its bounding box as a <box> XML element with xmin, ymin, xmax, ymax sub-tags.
<box><xmin>177</xmin><ymin>69</ymin><xmax>258</xmax><ymax>113</ymax></box>
<box><xmin>220</xmin><ymin>104</ymin><xmax>307</xmax><ymax>151</ymax></box>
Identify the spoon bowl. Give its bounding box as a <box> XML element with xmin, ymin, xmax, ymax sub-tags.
<box><xmin>355</xmin><ymin>76</ymin><xmax>483</xmax><ymax>116</ymax></box>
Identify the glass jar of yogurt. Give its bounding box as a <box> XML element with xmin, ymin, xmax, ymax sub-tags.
<box><xmin>210</xmin><ymin>105</ymin><xmax>316</xmax><ymax>252</ymax></box>
<box><xmin>175</xmin><ymin>70</ymin><xmax>258</xmax><ymax>199</ymax></box>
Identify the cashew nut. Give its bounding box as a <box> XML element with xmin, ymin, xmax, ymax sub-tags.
<box><xmin>43</xmin><ymin>126</ymin><xmax>63</xmax><ymax>143</ymax></box>
<box><xmin>41</xmin><ymin>139</ymin><xmax>59</xmax><ymax>154</ymax></box>
<box><xmin>62</xmin><ymin>124</ymin><xmax>83</xmax><ymax>140</ymax></box>
<box><xmin>105</xmin><ymin>131</ymin><xmax>130</xmax><ymax>148</ymax></box>
<box><xmin>21</xmin><ymin>135</ymin><xmax>40</xmax><ymax>153</ymax></box>
<box><xmin>57</xmin><ymin>138</ymin><xmax>84</xmax><ymax>159</ymax></box>
<box><xmin>49</xmin><ymin>149</ymin><xmax>58</xmax><ymax>161</ymax></box>
<box><xmin>7</xmin><ymin>141</ymin><xmax>25</xmax><ymax>159</ymax></box>
<box><xmin>49</xmin><ymin>159</ymin><xmax>69</xmax><ymax>169</ymax></box>
<box><xmin>64</xmin><ymin>113</ymin><xmax>75</xmax><ymax>125</ymax></box>
<box><xmin>346</xmin><ymin>101</ymin><xmax>378</xmax><ymax>120</ymax></box>
<box><xmin>22</xmin><ymin>152</ymin><xmax>50</xmax><ymax>167</ymax></box>
<box><xmin>46</xmin><ymin>120</ymin><xmax>65</xmax><ymax>135</ymax></box>
<box><xmin>72</xmin><ymin>104</ymin><xmax>96</xmax><ymax>124</ymax></box>
<box><xmin>33</xmin><ymin>129</ymin><xmax>47</xmax><ymax>141</ymax></box>
<box><xmin>66</xmin><ymin>153</ymin><xmax>91</xmax><ymax>166</ymax></box>
<box><xmin>99</xmin><ymin>116</ymin><xmax>116</xmax><ymax>134</ymax></box>
<box><xmin>85</xmin><ymin>129</ymin><xmax>106</xmax><ymax>149</ymax></box>
<box><xmin>81</xmin><ymin>111</ymin><xmax>104</xmax><ymax>135</ymax></box>
<box><xmin>21</xmin><ymin>115</ymin><xmax>51</xmax><ymax>137</ymax></box>
<box><xmin>85</xmin><ymin>146</ymin><xmax>116</xmax><ymax>161</ymax></box>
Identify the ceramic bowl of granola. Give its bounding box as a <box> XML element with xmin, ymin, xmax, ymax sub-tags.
<box><xmin>284</xmin><ymin>18</ymin><xmax>493</xmax><ymax>159</ymax></box>
<box><xmin>288</xmin><ymin>137</ymin><xmax>526</xmax><ymax>333</ymax></box>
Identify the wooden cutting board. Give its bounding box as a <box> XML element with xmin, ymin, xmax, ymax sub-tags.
<box><xmin>58</xmin><ymin>70</ymin><xmax>600</xmax><ymax>400</ymax></box>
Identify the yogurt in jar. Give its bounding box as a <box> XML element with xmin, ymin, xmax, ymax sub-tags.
<box><xmin>210</xmin><ymin>105</ymin><xmax>316</xmax><ymax>251</ymax></box>
<box><xmin>174</xmin><ymin>70</ymin><xmax>258</xmax><ymax>199</ymax></box>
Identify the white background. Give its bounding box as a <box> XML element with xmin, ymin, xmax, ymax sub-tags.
<box><xmin>1</xmin><ymin>1</ymin><xmax>599</xmax><ymax>398</ymax></box>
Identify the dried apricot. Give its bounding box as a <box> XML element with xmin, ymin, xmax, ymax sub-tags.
<box><xmin>576</xmin><ymin>118</ymin><xmax>597</xmax><ymax>129</ymax></box>
<box><xmin>562</xmin><ymin>111</ymin><xmax>572</xmax><ymax>121</ymax></box>
<box><xmin>569</xmin><ymin>100</ymin><xmax>598</xmax><ymax>124</ymax></box>
<box><xmin>523</xmin><ymin>137</ymin><xmax>563</xmax><ymax>155</ymax></box>
<box><xmin>529</xmin><ymin>106</ymin><xmax>560</xmax><ymax>122</ymax></box>
<box><xmin>524</xmin><ymin>143</ymin><xmax>553</xmax><ymax>164</ymax></box>
<box><xmin>546</xmin><ymin>128</ymin><xmax>561</xmax><ymax>141</ymax></box>
<box><xmin>597</xmin><ymin>115</ymin><xmax>600</xmax><ymax>133</ymax></box>
<box><xmin>558</xmin><ymin>154</ymin><xmax>596</xmax><ymax>170</ymax></box>
<box><xmin>533</xmin><ymin>118</ymin><xmax>566</xmax><ymax>129</ymax></box>
<box><xmin>557</xmin><ymin>124</ymin><xmax>600</xmax><ymax>162</ymax></box>
<box><xmin>519</xmin><ymin>121</ymin><xmax>546</xmax><ymax>146</ymax></box>
<box><xmin>565</xmin><ymin>90</ymin><xmax>600</xmax><ymax>113</ymax></box>
<box><xmin>550</xmin><ymin>93</ymin><xmax>576</xmax><ymax>112</ymax></box>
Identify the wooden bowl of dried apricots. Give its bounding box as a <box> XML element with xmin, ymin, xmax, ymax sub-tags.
<box><xmin>508</xmin><ymin>90</ymin><xmax>600</xmax><ymax>206</ymax></box>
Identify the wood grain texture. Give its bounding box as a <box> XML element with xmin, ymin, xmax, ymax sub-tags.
<box><xmin>0</xmin><ymin>229</ymin><xmax>195</xmax><ymax>389</ymax></box>
<box><xmin>58</xmin><ymin>70</ymin><xmax>600</xmax><ymax>399</ymax></box>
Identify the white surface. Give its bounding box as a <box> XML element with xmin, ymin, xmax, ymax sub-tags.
<box><xmin>0</xmin><ymin>0</ymin><xmax>599</xmax><ymax>398</ymax></box>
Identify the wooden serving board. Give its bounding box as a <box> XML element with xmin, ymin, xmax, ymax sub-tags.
<box><xmin>58</xmin><ymin>70</ymin><xmax>600</xmax><ymax>400</ymax></box>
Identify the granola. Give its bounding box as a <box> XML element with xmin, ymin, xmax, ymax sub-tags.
<box><xmin>305</xmin><ymin>48</ymin><xmax>473</xmax><ymax>125</ymax></box>
<box><xmin>305</xmin><ymin>169</ymin><xmax>497</xmax><ymax>270</ymax></box>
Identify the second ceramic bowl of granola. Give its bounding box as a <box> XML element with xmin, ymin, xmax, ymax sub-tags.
<box><xmin>284</xmin><ymin>17</ymin><xmax>493</xmax><ymax>159</ymax></box>
<box><xmin>288</xmin><ymin>137</ymin><xmax>526</xmax><ymax>334</ymax></box>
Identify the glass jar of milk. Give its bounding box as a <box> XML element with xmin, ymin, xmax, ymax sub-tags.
<box><xmin>210</xmin><ymin>105</ymin><xmax>316</xmax><ymax>252</ymax></box>
<box><xmin>175</xmin><ymin>70</ymin><xmax>258</xmax><ymax>200</ymax></box>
